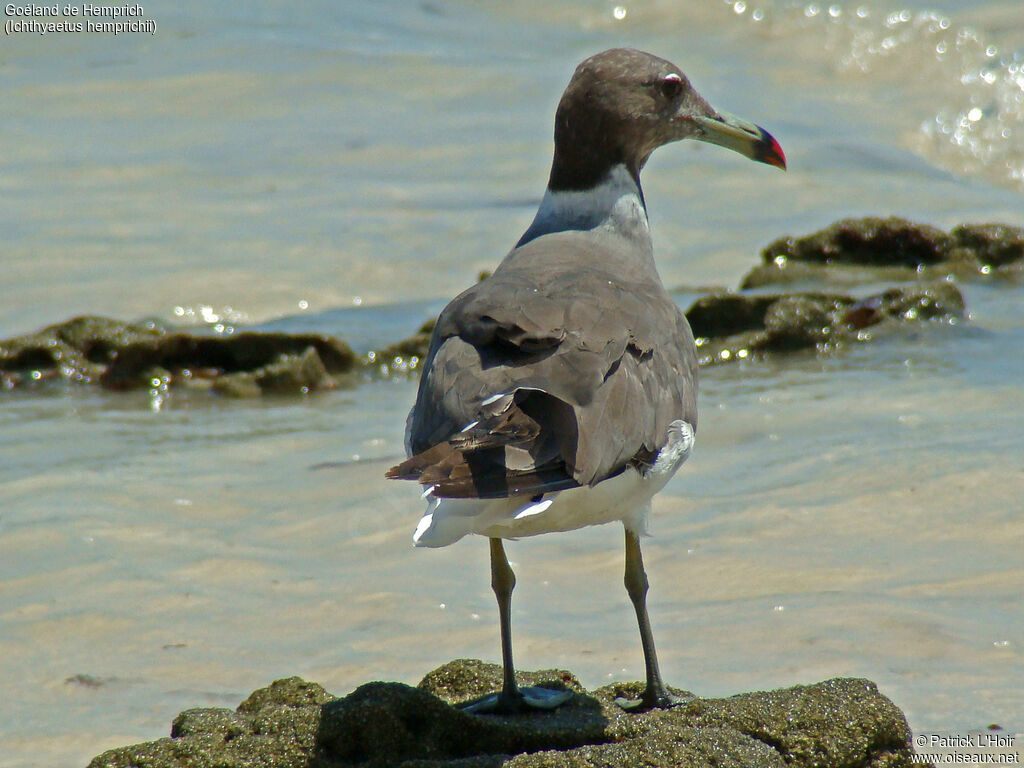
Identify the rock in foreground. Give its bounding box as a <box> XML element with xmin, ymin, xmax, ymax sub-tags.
<box><xmin>88</xmin><ymin>659</ymin><xmax>920</xmax><ymax>768</ymax></box>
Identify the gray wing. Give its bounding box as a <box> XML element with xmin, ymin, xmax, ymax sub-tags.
<box><xmin>386</xmin><ymin>243</ymin><xmax>697</xmax><ymax>499</ymax></box>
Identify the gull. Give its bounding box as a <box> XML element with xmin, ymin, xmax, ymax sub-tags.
<box><xmin>387</xmin><ymin>48</ymin><xmax>785</xmax><ymax>714</ymax></box>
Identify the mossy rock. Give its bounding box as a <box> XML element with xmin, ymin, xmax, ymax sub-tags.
<box><xmin>742</xmin><ymin>217</ymin><xmax>1024</xmax><ymax>288</ymax></box>
<box><xmin>951</xmin><ymin>222</ymin><xmax>1024</xmax><ymax>269</ymax></box>
<box><xmin>0</xmin><ymin>315</ymin><xmax>358</xmax><ymax>396</ymax></box>
<box><xmin>0</xmin><ymin>315</ymin><xmax>164</xmax><ymax>387</ymax></box>
<box><xmin>686</xmin><ymin>282</ymin><xmax>964</xmax><ymax>366</ymax></box>
<box><xmin>365</xmin><ymin>318</ymin><xmax>436</xmax><ymax>378</ymax></box>
<box><xmin>101</xmin><ymin>331</ymin><xmax>356</xmax><ymax>393</ymax></box>
<box><xmin>88</xmin><ymin>660</ymin><xmax>920</xmax><ymax>768</ymax></box>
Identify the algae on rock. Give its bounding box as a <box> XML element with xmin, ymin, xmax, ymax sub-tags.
<box><xmin>0</xmin><ymin>315</ymin><xmax>163</xmax><ymax>388</ymax></box>
<box><xmin>686</xmin><ymin>281</ymin><xmax>964</xmax><ymax>366</ymax></box>
<box><xmin>88</xmin><ymin>659</ymin><xmax>921</xmax><ymax>768</ymax></box>
<box><xmin>0</xmin><ymin>315</ymin><xmax>358</xmax><ymax>396</ymax></box>
<box><xmin>742</xmin><ymin>217</ymin><xmax>1024</xmax><ymax>288</ymax></box>
<box><xmin>6</xmin><ymin>214</ymin><xmax>1013</xmax><ymax>390</ymax></box>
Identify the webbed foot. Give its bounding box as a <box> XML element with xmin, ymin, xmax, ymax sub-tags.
<box><xmin>459</xmin><ymin>685</ymin><xmax>573</xmax><ymax>714</ymax></box>
<box><xmin>614</xmin><ymin>688</ymin><xmax>690</xmax><ymax>712</ymax></box>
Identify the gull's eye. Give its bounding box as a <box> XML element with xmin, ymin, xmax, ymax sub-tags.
<box><xmin>660</xmin><ymin>73</ymin><xmax>684</xmax><ymax>99</ymax></box>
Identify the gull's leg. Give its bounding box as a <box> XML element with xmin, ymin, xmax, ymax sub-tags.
<box><xmin>492</xmin><ymin>535</ymin><xmax>520</xmax><ymax>706</ymax></box>
<box><xmin>616</xmin><ymin>527</ymin><xmax>687</xmax><ymax>711</ymax></box>
<box><xmin>458</xmin><ymin>537</ymin><xmax>573</xmax><ymax>714</ymax></box>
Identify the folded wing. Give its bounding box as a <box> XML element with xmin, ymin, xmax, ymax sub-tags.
<box><xmin>387</xmin><ymin>243</ymin><xmax>697</xmax><ymax>499</ymax></box>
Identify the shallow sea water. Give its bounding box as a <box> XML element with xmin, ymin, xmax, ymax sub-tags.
<box><xmin>1</xmin><ymin>1</ymin><xmax>1023</xmax><ymax>766</ymax></box>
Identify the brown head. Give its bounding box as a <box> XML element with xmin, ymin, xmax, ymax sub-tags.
<box><xmin>549</xmin><ymin>48</ymin><xmax>785</xmax><ymax>191</ymax></box>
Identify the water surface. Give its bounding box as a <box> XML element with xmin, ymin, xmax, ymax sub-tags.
<box><xmin>1</xmin><ymin>1</ymin><xmax>1023</xmax><ymax>765</ymax></box>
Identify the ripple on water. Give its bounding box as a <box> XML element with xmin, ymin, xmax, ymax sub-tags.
<box><xmin>722</xmin><ymin>0</ymin><xmax>1024</xmax><ymax>190</ymax></box>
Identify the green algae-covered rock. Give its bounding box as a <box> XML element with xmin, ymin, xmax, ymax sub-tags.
<box><xmin>685</xmin><ymin>281</ymin><xmax>964</xmax><ymax>366</ymax></box>
<box><xmin>102</xmin><ymin>331</ymin><xmax>356</xmax><ymax>394</ymax></box>
<box><xmin>0</xmin><ymin>315</ymin><xmax>358</xmax><ymax>396</ymax></box>
<box><xmin>692</xmin><ymin>678</ymin><xmax>914</xmax><ymax>768</ymax></box>
<box><xmin>761</xmin><ymin>217</ymin><xmax>956</xmax><ymax>268</ymax></box>
<box><xmin>87</xmin><ymin>660</ymin><xmax>920</xmax><ymax>768</ymax></box>
<box><xmin>365</xmin><ymin>317</ymin><xmax>436</xmax><ymax>378</ymax></box>
<box><xmin>742</xmin><ymin>217</ymin><xmax>1024</xmax><ymax>288</ymax></box>
<box><xmin>950</xmin><ymin>222</ymin><xmax>1024</xmax><ymax>270</ymax></box>
<box><xmin>0</xmin><ymin>315</ymin><xmax>164</xmax><ymax>387</ymax></box>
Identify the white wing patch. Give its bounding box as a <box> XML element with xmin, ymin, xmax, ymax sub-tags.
<box><xmin>413</xmin><ymin>506</ymin><xmax>436</xmax><ymax>544</ymax></box>
<box><xmin>512</xmin><ymin>497</ymin><xmax>553</xmax><ymax>520</ymax></box>
<box><xmin>648</xmin><ymin>419</ymin><xmax>695</xmax><ymax>478</ymax></box>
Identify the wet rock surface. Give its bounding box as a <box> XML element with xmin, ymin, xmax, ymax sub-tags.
<box><xmin>102</xmin><ymin>330</ymin><xmax>357</xmax><ymax>395</ymax></box>
<box><xmin>0</xmin><ymin>315</ymin><xmax>164</xmax><ymax>388</ymax></box>
<box><xmin>365</xmin><ymin>318</ymin><xmax>436</xmax><ymax>378</ymax></box>
<box><xmin>1</xmin><ymin>316</ymin><xmax>357</xmax><ymax>396</ymax></box>
<box><xmin>742</xmin><ymin>217</ymin><xmax>1024</xmax><ymax>288</ymax></box>
<box><xmin>88</xmin><ymin>659</ymin><xmax>919</xmax><ymax>768</ymax></box>
<box><xmin>686</xmin><ymin>281</ymin><xmax>964</xmax><ymax>366</ymax></box>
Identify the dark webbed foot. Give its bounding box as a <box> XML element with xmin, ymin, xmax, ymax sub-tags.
<box><xmin>615</xmin><ymin>687</ymin><xmax>690</xmax><ymax>712</ymax></box>
<box><xmin>459</xmin><ymin>685</ymin><xmax>573</xmax><ymax>715</ymax></box>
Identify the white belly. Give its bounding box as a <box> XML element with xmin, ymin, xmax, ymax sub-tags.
<box><xmin>412</xmin><ymin>420</ymin><xmax>694</xmax><ymax>547</ymax></box>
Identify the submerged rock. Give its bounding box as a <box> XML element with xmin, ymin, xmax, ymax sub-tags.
<box><xmin>0</xmin><ymin>316</ymin><xmax>358</xmax><ymax>396</ymax></box>
<box><xmin>742</xmin><ymin>217</ymin><xmax>1024</xmax><ymax>288</ymax></box>
<box><xmin>686</xmin><ymin>281</ymin><xmax>964</xmax><ymax>366</ymax></box>
<box><xmin>88</xmin><ymin>660</ymin><xmax>919</xmax><ymax>768</ymax></box>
